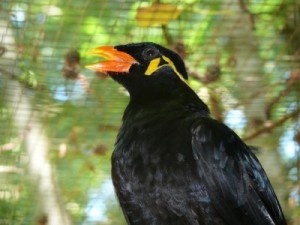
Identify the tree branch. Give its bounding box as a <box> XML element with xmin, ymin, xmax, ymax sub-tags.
<box><xmin>244</xmin><ymin>107</ymin><xmax>300</xmax><ymax>141</ymax></box>
<box><xmin>238</xmin><ymin>0</ymin><xmax>256</xmax><ymax>30</ymax></box>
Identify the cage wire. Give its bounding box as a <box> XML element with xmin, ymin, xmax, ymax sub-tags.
<box><xmin>0</xmin><ymin>0</ymin><xmax>300</xmax><ymax>225</ymax></box>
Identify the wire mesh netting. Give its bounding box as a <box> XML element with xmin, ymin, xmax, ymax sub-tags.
<box><xmin>0</xmin><ymin>0</ymin><xmax>299</xmax><ymax>224</ymax></box>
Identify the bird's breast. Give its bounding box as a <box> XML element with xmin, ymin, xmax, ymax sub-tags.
<box><xmin>114</xmin><ymin>116</ymin><xmax>206</xmax><ymax>203</ymax></box>
<box><xmin>110</xmin><ymin>113</ymin><xmax>222</xmax><ymax>224</ymax></box>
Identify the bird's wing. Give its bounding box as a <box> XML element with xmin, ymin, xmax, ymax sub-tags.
<box><xmin>191</xmin><ymin>118</ymin><xmax>286</xmax><ymax>225</ymax></box>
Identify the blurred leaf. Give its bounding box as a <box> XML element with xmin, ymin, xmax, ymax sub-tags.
<box><xmin>136</xmin><ymin>3</ymin><xmax>182</xmax><ymax>27</ymax></box>
<box><xmin>19</xmin><ymin>70</ymin><xmax>38</xmax><ymax>88</ymax></box>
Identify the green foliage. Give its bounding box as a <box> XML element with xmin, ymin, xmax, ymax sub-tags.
<box><xmin>18</xmin><ymin>68</ymin><xmax>38</xmax><ymax>88</ymax></box>
<box><xmin>1</xmin><ymin>0</ymin><xmax>299</xmax><ymax>223</ymax></box>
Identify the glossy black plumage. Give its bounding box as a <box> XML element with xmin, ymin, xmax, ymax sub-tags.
<box><xmin>95</xmin><ymin>42</ymin><xmax>287</xmax><ymax>225</ymax></box>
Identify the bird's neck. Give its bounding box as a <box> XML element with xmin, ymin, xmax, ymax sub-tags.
<box><xmin>123</xmin><ymin>83</ymin><xmax>210</xmax><ymax>122</ymax></box>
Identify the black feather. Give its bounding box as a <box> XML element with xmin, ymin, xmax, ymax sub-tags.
<box><xmin>106</xmin><ymin>42</ymin><xmax>287</xmax><ymax>225</ymax></box>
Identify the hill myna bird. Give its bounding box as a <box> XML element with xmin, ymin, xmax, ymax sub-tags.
<box><xmin>86</xmin><ymin>42</ymin><xmax>287</xmax><ymax>225</ymax></box>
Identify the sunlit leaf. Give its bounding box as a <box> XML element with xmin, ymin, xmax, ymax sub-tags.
<box><xmin>136</xmin><ymin>3</ymin><xmax>182</xmax><ymax>27</ymax></box>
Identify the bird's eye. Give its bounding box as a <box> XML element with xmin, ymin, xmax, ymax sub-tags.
<box><xmin>142</xmin><ymin>47</ymin><xmax>159</xmax><ymax>60</ymax></box>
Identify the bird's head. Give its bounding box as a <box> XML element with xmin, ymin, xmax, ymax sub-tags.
<box><xmin>86</xmin><ymin>42</ymin><xmax>189</xmax><ymax>99</ymax></box>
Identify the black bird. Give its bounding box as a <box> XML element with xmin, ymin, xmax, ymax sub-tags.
<box><xmin>86</xmin><ymin>42</ymin><xmax>287</xmax><ymax>225</ymax></box>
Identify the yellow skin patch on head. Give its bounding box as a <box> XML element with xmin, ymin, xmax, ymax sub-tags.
<box><xmin>145</xmin><ymin>58</ymin><xmax>161</xmax><ymax>75</ymax></box>
<box><xmin>145</xmin><ymin>56</ymin><xmax>188</xmax><ymax>85</ymax></box>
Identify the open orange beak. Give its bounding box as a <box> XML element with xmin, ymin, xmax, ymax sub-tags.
<box><xmin>86</xmin><ymin>46</ymin><xmax>138</xmax><ymax>73</ymax></box>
